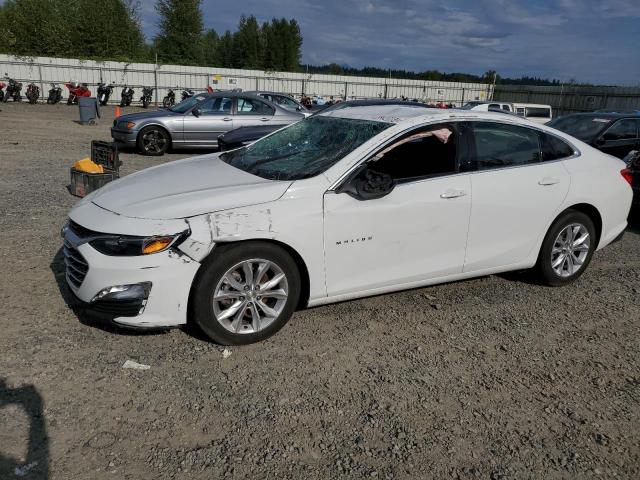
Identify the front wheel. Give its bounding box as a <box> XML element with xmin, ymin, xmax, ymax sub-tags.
<box><xmin>534</xmin><ymin>210</ymin><xmax>596</xmax><ymax>286</ymax></box>
<box><xmin>192</xmin><ymin>242</ymin><xmax>301</xmax><ymax>345</ymax></box>
<box><xmin>137</xmin><ymin>126</ymin><xmax>170</xmax><ymax>156</ymax></box>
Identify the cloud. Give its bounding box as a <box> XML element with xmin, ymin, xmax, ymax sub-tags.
<box><xmin>135</xmin><ymin>0</ymin><xmax>639</xmax><ymax>85</ymax></box>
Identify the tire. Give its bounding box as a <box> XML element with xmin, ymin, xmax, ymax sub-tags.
<box><xmin>534</xmin><ymin>210</ymin><xmax>596</xmax><ymax>286</ymax></box>
<box><xmin>136</xmin><ymin>126</ymin><xmax>170</xmax><ymax>156</ymax></box>
<box><xmin>192</xmin><ymin>242</ymin><xmax>301</xmax><ymax>345</ymax></box>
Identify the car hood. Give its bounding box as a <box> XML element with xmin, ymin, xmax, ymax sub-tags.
<box><xmin>116</xmin><ymin>109</ymin><xmax>181</xmax><ymax>122</ymax></box>
<box><xmin>90</xmin><ymin>153</ymin><xmax>292</xmax><ymax>219</ymax></box>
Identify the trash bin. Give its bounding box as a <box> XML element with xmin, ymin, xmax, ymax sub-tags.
<box><xmin>78</xmin><ymin>96</ymin><xmax>100</xmax><ymax>125</ymax></box>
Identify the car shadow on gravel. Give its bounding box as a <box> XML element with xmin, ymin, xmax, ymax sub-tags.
<box><xmin>50</xmin><ymin>248</ymin><xmax>170</xmax><ymax>337</ymax></box>
<box><xmin>0</xmin><ymin>379</ymin><xmax>49</xmax><ymax>479</ymax></box>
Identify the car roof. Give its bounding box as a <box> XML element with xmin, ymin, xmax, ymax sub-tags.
<box><xmin>318</xmin><ymin>105</ymin><xmax>538</xmax><ymax>125</ymax></box>
<box><xmin>245</xmin><ymin>91</ymin><xmax>297</xmax><ymax>98</ymax></box>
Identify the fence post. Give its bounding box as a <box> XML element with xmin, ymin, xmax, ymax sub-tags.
<box><xmin>38</xmin><ymin>64</ymin><xmax>44</xmax><ymax>103</ymax></box>
<box><xmin>383</xmin><ymin>83</ymin><xmax>388</xmax><ymax>99</ymax></box>
<box><xmin>461</xmin><ymin>87</ymin><xmax>465</xmax><ymax>105</ymax></box>
<box><xmin>301</xmin><ymin>79</ymin><xmax>305</xmax><ymax>97</ymax></box>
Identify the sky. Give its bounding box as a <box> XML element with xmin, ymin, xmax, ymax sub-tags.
<box><xmin>55</xmin><ymin>0</ymin><xmax>640</xmax><ymax>85</ymax></box>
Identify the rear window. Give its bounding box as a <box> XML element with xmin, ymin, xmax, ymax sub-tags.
<box><xmin>548</xmin><ymin>115</ymin><xmax>611</xmax><ymax>141</ymax></box>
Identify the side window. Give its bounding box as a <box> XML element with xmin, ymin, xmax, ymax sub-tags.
<box><xmin>488</xmin><ymin>103</ymin><xmax>500</xmax><ymax>110</ymax></box>
<box><xmin>502</xmin><ymin>105</ymin><xmax>511</xmax><ymax>111</ymax></box>
<box><xmin>366</xmin><ymin>125</ymin><xmax>457</xmax><ymax>182</ymax></box>
<box><xmin>237</xmin><ymin>98</ymin><xmax>275</xmax><ymax>116</ymax></box>
<box><xmin>603</xmin><ymin>119</ymin><xmax>637</xmax><ymax>140</ymax></box>
<box><xmin>471</xmin><ymin>122</ymin><xmax>541</xmax><ymax>170</ymax></box>
<box><xmin>199</xmin><ymin>96</ymin><xmax>232</xmax><ymax>114</ymax></box>
<box><xmin>526</xmin><ymin>107</ymin><xmax>551</xmax><ymax>118</ymax></box>
<box><xmin>539</xmin><ymin>132</ymin><xmax>575</xmax><ymax>161</ymax></box>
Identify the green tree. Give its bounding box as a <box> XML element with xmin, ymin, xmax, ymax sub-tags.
<box><xmin>71</xmin><ymin>0</ymin><xmax>146</xmax><ymax>60</ymax></box>
<box><xmin>0</xmin><ymin>0</ymin><xmax>72</xmax><ymax>56</ymax></box>
<box><xmin>155</xmin><ymin>0</ymin><xmax>204</xmax><ymax>65</ymax></box>
<box><xmin>202</xmin><ymin>28</ymin><xmax>219</xmax><ymax>66</ymax></box>
<box><xmin>236</xmin><ymin>15</ymin><xmax>261</xmax><ymax>69</ymax></box>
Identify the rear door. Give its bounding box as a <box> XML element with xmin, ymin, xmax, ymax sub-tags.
<box><xmin>597</xmin><ymin>118</ymin><xmax>639</xmax><ymax>159</ymax></box>
<box><xmin>463</xmin><ymin>121</ymin><xmax>571</xmax><ymax>272</ymax></box>
<box><xmin>182</xmin><ymin>96</ymin><xmax>234</xmax><ymax>146</ymax></box>
<box><xmin>234</xmin><ymin>97</ymin><xmax>276</xmax><ymax>129</ymax></box>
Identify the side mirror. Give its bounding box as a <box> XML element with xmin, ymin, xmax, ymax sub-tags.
<box><xmin>595</xmin><ymin>136</ymin><xmax>606</xmax><ymax>146</ymax></box>
<box><xmin>192</xmin><ymin>108</ymin><xmax>201</xmax><ymax>117</ymax></box>
<box><xmin>338</xmin><ymin>167</ymin><xmax>396</xmax><ymax>201</ymax></box>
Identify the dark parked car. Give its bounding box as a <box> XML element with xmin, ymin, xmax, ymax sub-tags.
<box><xmin>218</xmin><ymin>124</ymin><xmax>287</xmax><ymax>151</ymax></box>
<box><xmin>316</xmin><ymin>98</ymin><xmax>430</xmax><ymax>114</ymax></box>
<box><xmin>548</xmin><ymin>112</ymin><xmax>640</xmax><ymax>159</ymax></box>
<box><xmin>624</xmin><ymin>150</ymin><xmax>640</xmax><ymax>210</ymax></box>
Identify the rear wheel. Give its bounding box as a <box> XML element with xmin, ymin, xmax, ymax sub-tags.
<box><xmin>137</xmin><ymin>126</ymin><xmax>170</xmax><ymax>156</ymax></box>
<box><xmin>192</xmin><ymin>242</ymin><xmax>301</xmax><ymax>345</ymax></box>
<box><xmin>535</xmin><ymin>210</ymin><xmax>596</xmax><ymax>286</ymax></box>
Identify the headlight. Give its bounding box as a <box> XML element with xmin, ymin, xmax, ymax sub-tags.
<box><xmin>89</xmin><ymin>230</ymin><xmax>189</xmax><ymax>256</ymax></box>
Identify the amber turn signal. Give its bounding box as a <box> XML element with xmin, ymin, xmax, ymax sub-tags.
<box><xmin>126</xmin><ymin>121</ymin><xmax>136</xmax><ymax>129</ymax></box>
<box><xmin>142</xmin><ymin>237</ymin><xmax>173</xmax><ymax>254</ymax></box>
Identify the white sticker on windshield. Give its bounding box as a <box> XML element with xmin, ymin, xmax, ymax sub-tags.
<box><xmin>592</xmin><ymin>118</ymin><xmax>612</xmax><ymax>123</ymax></box>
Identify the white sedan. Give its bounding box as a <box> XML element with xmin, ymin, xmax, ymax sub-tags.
<box><xmin>62</xmin><ymin>106</ymin><xmax>633</xmax><ymax>344</ymax></box>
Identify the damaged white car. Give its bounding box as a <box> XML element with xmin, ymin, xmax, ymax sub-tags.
<box><xmin>62</xmin><ymin>106</ymin><xmax>633</xmax><ymax>344</ymax></box>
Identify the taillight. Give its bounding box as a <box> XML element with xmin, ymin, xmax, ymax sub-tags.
<box><xmin>621</xmin><ymin>168</ymin><xmax>633</xmax><ymax>186</ymax></box>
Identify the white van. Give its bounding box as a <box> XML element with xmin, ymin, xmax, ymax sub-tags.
<box><xmin>513</xmin><ymin>103</ymin><xmax>553</xmax><ymax>124</ymax></box>
<box><xmin>462</xmin><ymin>101</ymin><xmax>514</xmax><ymax>113</ymax></box>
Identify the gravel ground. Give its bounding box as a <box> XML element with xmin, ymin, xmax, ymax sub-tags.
<box><xmin>1</xmin><ymin>102</ymin><xmax>639</xmax><ymax>480</ymax></box>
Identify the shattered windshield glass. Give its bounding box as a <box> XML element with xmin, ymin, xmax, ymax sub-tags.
<box><xmin>220</xmin><ymin>115</ymin><xmax>392</xmax><ymax>180</ymax></box>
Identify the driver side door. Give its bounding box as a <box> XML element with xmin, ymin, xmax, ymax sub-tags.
<box><xmin>323</xmin><ymin>123</ymin><xmax>472</xmax><ymax>297</ymax></box>
<box><xmin>182</xmin><ymin>96</ymin><xmax>234</xmax><ymax>146</ymax></box>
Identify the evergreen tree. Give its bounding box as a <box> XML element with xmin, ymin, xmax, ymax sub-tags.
<box><xmin>0</xmin><ymin>0</ymin><xmax>72</xmax><ymax>57</ymax></box>
<box><xmin>155</xmin><ymin>0</ymin><xmax>204</xmax><ymax>65</ymax></box>
<box><xmin>202</xmin><ymin>28</ymin><xmax>219</xmax><ymax>66</ymax></box>
<box><xmin>236</xmin><ymin>15</ymin><xmax>261</xmax><ymax>69</ymax></box>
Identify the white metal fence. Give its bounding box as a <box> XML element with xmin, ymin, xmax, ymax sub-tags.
<box><xmin>0</xmin><ymin>54</ymin><xmax>493</xmax><ymax>106</ymax></box>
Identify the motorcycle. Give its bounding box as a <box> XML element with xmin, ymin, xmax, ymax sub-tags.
<box><xmin>97</xmin><ymin>83</ymin><xmax>114</xmax><ymax>106</ymax></box>
<box><xmin>65</xmin><ymin>81</ymin><xmax>91</xmax><ymax>105</ymax></box>
<box><xmin>140</xmin><ymin>86</ymin><xmax>153</xmax><ymax>108</ymax></box>
<box><xmin>120</xmin><ymin>86</ymin><xmax>134</xmax><ymax>107</ymax></box>
<box><xmin>26</xmin><ymin>83</ymin><xmax>40</xmax><ymax>104</ymax></box>
<box><xmin>0</xmin><ymin>81</ymin><xmax>5</xmax><ymax>102</ymax></box>
<box><xmin>162</xmin><ymin>88</ymin><xmax>175</xmax><ymax>108</ymax></box>
<box><xmin>46</xmin><ymin>83</ymin><xmax>62</xmax><ymax>104</ymax></box>
<box><xmin>3</xmin><ymin>77</ymin><xmax>23</xmax><ymax>102</ymax></box>
<box><xmin>181</xmin><ymin>88</ymin><xmax>194</xmax><ymax>102</ymax></box>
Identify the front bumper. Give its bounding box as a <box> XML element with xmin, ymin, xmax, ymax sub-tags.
<box><xmin>110</xmin><ymin>127</ymin><xmax>138</xmax><ymax>146</ymax></box>
<box><xmin>62</xmin><ymin>227</ymin><xmax>201</xmax><ymax>328</ymax></box>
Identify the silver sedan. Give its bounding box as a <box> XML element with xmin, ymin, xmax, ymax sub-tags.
<box><xmin>111</xmin><ymin>92</ymin><xmax>304</xmax><ymax>156</ymax></box>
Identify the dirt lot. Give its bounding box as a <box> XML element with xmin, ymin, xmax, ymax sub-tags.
<box><xmin>0</xmin><ymin>102</ymin><xmax>639</xmax><ymax>479</ymax></box>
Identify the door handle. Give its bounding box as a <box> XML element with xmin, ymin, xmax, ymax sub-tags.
<box><xmin>538</xmin><ymin>177</ymin><xmax>561</xmax><ymax>186</ymax></box>
<box><xmin>222</xmin><ymin>117</ymin><xmax>232</xmax><ymax>121</ymax></box>
<box><xmin>259</xmin><ymin>117</ymin><xmax>269</xmax><ymax>122</ymax></box>
<box><xmin>440</xmin><ymin>189</ymin><xmax>467</xmax><ymax>199</ymax></box>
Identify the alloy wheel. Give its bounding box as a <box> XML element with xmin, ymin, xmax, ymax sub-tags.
<box><xmin>550</xmin><ymin>223</ymin><xmax>590</xmax><ymax>278</ymax></box>
<box><xmin>213</xmin><ymin>259</ymin><xmax>289</xmax><ymax>334</ymax></box>
<box><xmin>142</xmin><ymin>129</ymin><xmax>167</xmax><ymax>153</ymax></box>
